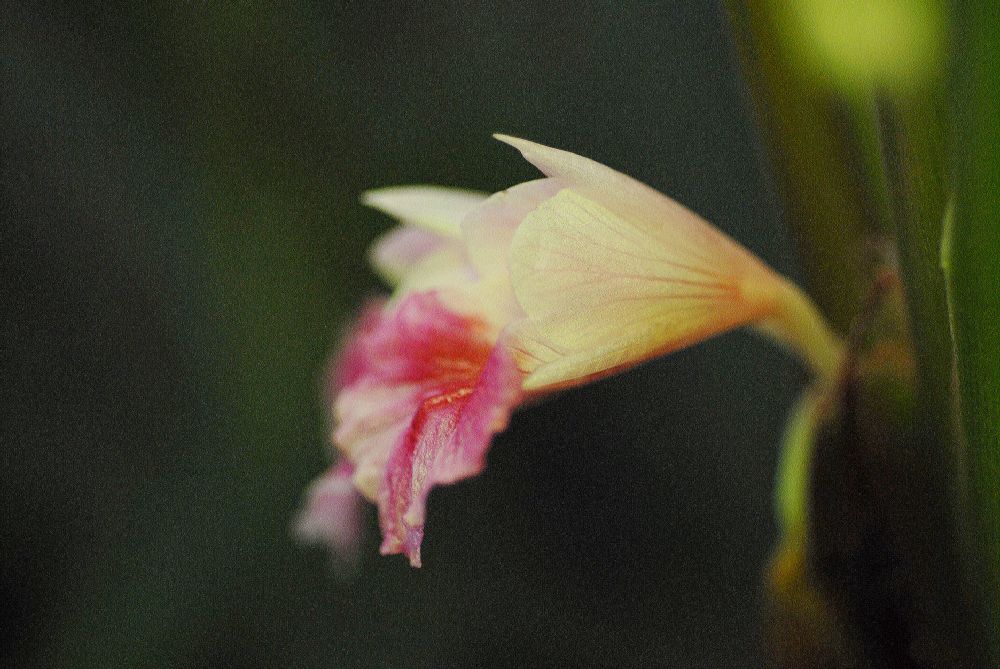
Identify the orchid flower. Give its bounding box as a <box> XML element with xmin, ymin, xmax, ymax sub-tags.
<box><xmin>296</xmin><ymin>136</ymin><xmax>842</xmax><ymax>568</ymax></box>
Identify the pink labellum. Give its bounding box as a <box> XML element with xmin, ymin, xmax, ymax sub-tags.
<box><xmin>316</xmin><ymin>292</ymin><xmax>522</xmax><ymax>566</ymax></box>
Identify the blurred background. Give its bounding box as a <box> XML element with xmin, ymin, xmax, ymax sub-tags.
<box><xmin>2</xmin><ymin>2</ymin><xmax>806</xmax><ymax>667</ymax></box>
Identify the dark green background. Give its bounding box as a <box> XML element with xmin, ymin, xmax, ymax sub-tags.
<box><xmin>3</xmin><ymin>2</ymin><xmax>804</xmax><ymax>667</ymax></box>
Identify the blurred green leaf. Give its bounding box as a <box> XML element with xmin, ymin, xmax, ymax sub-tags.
<box><xmin>725</xmin><ymin>2</ymin><xmax>876</xmax><ymax>331</ymax></box>
<box><xmin>775</xmin><ymin>0</ymin><xmax>946</xmax><ymax>96</ymax></box>
<box><xmin>949</xmin><ymin>0</ymin><xmax>1000</xmax><ymax>654</ymax></box>
<box><xmin>732</xmin><ymin>2</ymin><xmax>994</xmax><ymax>665</ymax></box>
<box><xmin>877</xmin><ymin>92</ymin><xmax>955</xmax><ymax>429</ymax></box>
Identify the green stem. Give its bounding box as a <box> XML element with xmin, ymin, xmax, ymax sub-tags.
<box><xmin>755</xmin><ymin>278</ymin><xmax>844</xmax><ymax>381</ymax></box>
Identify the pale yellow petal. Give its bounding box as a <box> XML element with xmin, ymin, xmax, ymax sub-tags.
<box><xmin>461</xmin><ymin>178</ymin><xmax>564</xmax><ymax>279</ymax></box>
<box><xmin>512</xmin><ymin>311</ymin><xmax>743</xmax><ymax>391</ymax></box>
<box><xmin>509</xmin><ymin>189</ymin><xmax>780</xmax><ymax>390</ymax></box>
<box><xmin>393</xmin><ymin>244</ymin><xmax>475</xmax><ymax>297</ymax></box>
<box><xmin>362</xmin><ymin>186</ymin><xmax>489</xmax><ymax>238</ymax></box>
<box><xmin>391</xmin><ymin>247</ymin><xmax>517</xmax><ymax>332</ymax></box>
<box><xmin>494</xmin><ymin>135</ymin><xmax>755</xmax><ymax>268</ymax></box>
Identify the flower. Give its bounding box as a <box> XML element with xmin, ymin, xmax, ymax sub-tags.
<box><xmin>297</xmin><ymin>136</ymin><xmax>842</xmax><ymax>568</ymax></box>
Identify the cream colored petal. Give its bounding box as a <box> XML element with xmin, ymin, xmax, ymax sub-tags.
<box><xmin>379</xmin><ymin>236</ymin><xmax>522</xmax><ymax>332</ymax></box>
<box><xmin>368</xmin><ymin>226</ymin><xmax>447</xmax><ymax>286</ymax></box>
<box><xmin>372</xmin><ymin>242</ymin><xmax>520</xmax><ymax>334</ymax></box>
<box><xmin>509</xmin><ymin>188</ymin><xmax>780</xmax><ymax>391</ymax></box>
<box><xmin>362</xmin><ymin>186</ymin><xmax>489</xmax><ymax>238</ymax></box>
<box><xmin>513</xmin><ymin>309</ymin><xmax>739</xmax><ymax>391</ymax></box>
<box><xmin>494</xmin><ymin>135</ymin><xmax>757</xmax><ymax>269</ymax></box>
<box><xmin>393</xmin><ymin>243</ymin><xmax>476</xmax><ymax>297</ymax></box>
<box><xmin>461</xmin><ymin>178</ymin><xmax>565</xmax><ymax>279</ymax></box>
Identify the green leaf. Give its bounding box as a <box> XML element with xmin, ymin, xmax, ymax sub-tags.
<box><xmin>724</xmin><ymin>2</ymin><xmax>875</xmax><ymax>331</ymax></box>
<box><xmin>948</xmin><ymin>0</ymin><xmax>1000</xmax><ymax>651</ymax></box>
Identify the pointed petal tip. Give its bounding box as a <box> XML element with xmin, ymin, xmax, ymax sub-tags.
<box><xmin>407</xmin><ymin>547</ymin><xmax>422</xmax><ymax>568</ymax></box>
<box><xmin>360</xmin><ymin>188</ymin><xmax>413</xmax><ymax>222</ymax></box>
<box><xmin>359</xmin><ymin>186</ymin><xmax>394</xmax><ymax>209</ymax></box>
<box><xmin>359</xmin><ymin>186</ymin><xmax>490</xmax><ymax>237</ymax></box>
<box><xmin>359</xmin><ymin>186</ymin><xmax>422</xmax><ymax>212</ymax></box>
<box><xmin>378</xmin><ymin>535</ymin><xmax>423</xmax><ymax>568</ymax></box>
<box><xmin>365</xmin><ymin>185</ymin><xmax>489</xmax><ymax>197</ymax></box>
<box><xmin>493</xmin><ymin>133</ymin><xmax>539</xmax><ymax>154</ymax></box>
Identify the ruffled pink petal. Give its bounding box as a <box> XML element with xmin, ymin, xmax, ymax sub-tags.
<box><xmin>334</xmin><ymin>382</ymin><xmax>421</xmax><ymax>500</ymax></box>
<box><xmin>294</xmin><ymin>461</ymin><xmax>364</xmax><ymax>564</ymax></box>
<box><xmin>315</xmin><ymin>291</ymin><xmax>523</xmax><ymax>567</ymax></box>
<box><xmin>378</xmin><ymin>341</ymin><xmax>521</xmax><ymax>567</ymax></box>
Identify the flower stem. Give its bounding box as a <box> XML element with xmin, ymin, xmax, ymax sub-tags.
<box><xmin>754</xmin><ymin>278</ymin><xmax>844</xmax><ymax>381</ymax></box>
